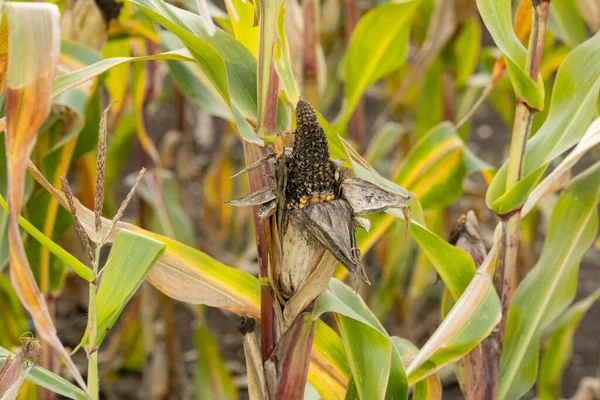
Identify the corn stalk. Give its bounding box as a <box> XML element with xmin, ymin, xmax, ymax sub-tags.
<box><xmin>490</xmin><ymin>0</ymin><xmax>551</xmax><ymax>391</ymax></box>
<box><xmin>252</xmin><ymin>0</ymin><xmax>285</xmax><ymax>394</ymax></box>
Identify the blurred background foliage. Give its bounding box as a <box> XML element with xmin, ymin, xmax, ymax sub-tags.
<box><xmin>0</xmin><ymin>0</ymin><xmax>599</xmax><ymax>398</ymax></box>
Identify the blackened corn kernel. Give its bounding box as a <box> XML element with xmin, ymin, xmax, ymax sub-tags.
<box><xmin>286</xmin><ymin>101</ymin><xmax>336</xmax><ymax>207</ymax></box>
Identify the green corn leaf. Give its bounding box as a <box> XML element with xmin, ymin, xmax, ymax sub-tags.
<box><xmin>392</xmin><ymin>338</ymin><xmax>442</xmax><ymax>400</ymax></box>
<box><xmin>538</xmin><ymin>288</ymin><xmax>600</xmax><ymax>400</ymax></box>
<box><xmin>313</xmin><ymin>279</ymin><xmax>408</xmax><ymax>400</ymax></box>
<box><xmin>52</xmin><ymin>48</ymin><xmax>194</xmax><ymax>98</ymax></box>
<box><xmin>273</xmin><ymin>4</ymin><xmax>300</xmax><ymax>106</ymax></box>
<box><xmin>336</xmin><ymin>1</ymin><xmax>418</xmax><ymax>131</ymax></box>
<box><xmin>130</xmin><ymin>0</ymin><xmax>287</xmax><ymax>143</ymax></box>
<box><xmin>498</xmin><ymin>161</ymin><xmax>600</xmax><ymax>399</ymax></box>
<box><xmin>364</xmin><ymin>122</ymin><xmax>406</xmax><ymax>167</ymax></box>
<box><xmin>476</xmin><ymin>0</ymin><xmax>544</xmax><ymax>110</ymax></box>
<box><xmin>337</xmin><ymin>316</ymin><xmax>394</xmax><ymax>400</ymax></box>
<box><xmin>453</xmin><ymin>18</ymin><xmax>481</xmax><ymax>88</ymax></box>
<box><xmin>415</xmin><ymin>60</ymin><xmax>443</xmax><ymax>140</ymax></box>
<box><xmin>310</xmin><ymin>321</ymin><xmax>352</xmax><ymax>399</ymax></box>
<box><xmin>548</xmin><ymin>0</ymin><xmax>586</xmax><ymax>48</ymax></box>
<box><xmin>93</xmin><ymin>230</ymin><xmax>166</xmax><ymax>346</ymax></box>
<box><xmin>487</xmin><ymin>32</ymin><xmax>600</xmax><ymax>214</ymax></box>
<box><xmin>160</xmin><ymin>31</ymin><xmax>231</xmax><ymax>119</ymax></box>
<box><xmin>0</xmin><ymin>347</ymin><xmax>87</xmax><ymax>400</ymax></box>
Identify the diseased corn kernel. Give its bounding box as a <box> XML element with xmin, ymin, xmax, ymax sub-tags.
<box><xmin>285</xmin><ymin>101</ymin><xmax>335</xmax><ymax>206</ymax></box>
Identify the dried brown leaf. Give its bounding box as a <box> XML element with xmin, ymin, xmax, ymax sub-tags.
<box><xmin>238</xmin><ymin>318</ymin><xmax>268</xmax><ymax>400</ymax></box>
<box><xmin>341</xmin><ymin>178</ymin><xmax>409</xmax><ymax>216</ymax></box>
<box><xmin>28</xmin><ymin>161</ymin><xmax>261</xmax><ymax>316</ymax></box>
<box><xmin>277</xmin><ymin>220</ymin><xmax>326</xmax><ymax>298</ymax></box>
<box><xmin>0</xmin><ymin>353</ymin><xmax>24</xmax><ymax>397</ymax></box>
<box><xmin>229</xmin><ymin>152</ymin><xmax>278</xmax><ymax>179</ymax></box>
<box><xmin>353</xmin><ymin>217</ymin><xmax>371</xmax><ymax>233</ymax></box>
<box><xmin>94</xmin><ymin>101</ymin><xmax>120</xmax><ymax>233</ymax></box>
<box><xmin>289</xmin><ymin>200</ymin><xmax>369</xmax><ymax>283</ymax></box>
<box><xmin>283</xmin><ymin>250</ymin><xmax>337</xmax><ymax>330</ymax></box>
<box><xmin>4</xmin><ymin>4</ymin><xmax>87</xmax><ymax>392</ymax></box>
<box><xmin>225</xmin><ymin>185</ymin><xmax>277</xmax><ymax>207</ymax></box>
<box><xmin>258</xmin><ymin>200</ymin><xmax>277</xmax><ymax>219</ymax></box>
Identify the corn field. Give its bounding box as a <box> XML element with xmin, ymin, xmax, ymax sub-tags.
<box><xmin>0</xmin><ymin>0</ymin><xmax>599</xmax><ymax>399</ymax></box>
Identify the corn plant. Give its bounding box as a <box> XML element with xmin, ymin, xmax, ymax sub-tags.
<box><xmin>0</xmin><ymin>0</ymin><xmax>600</xmax><ymax>399</ymax></box>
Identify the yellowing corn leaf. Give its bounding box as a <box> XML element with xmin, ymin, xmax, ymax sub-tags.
<box><xmin>93</xmin><ymin>230</ymin><xmax>166</xmax><ymax>346</ymax></box>
<box><xmin>132</xmin><ymin>63</ymin><xmax>161</xmax><ymax>165</ymax></box>
<box><xmin>2</xmin><ymin>2</ymin><xmax>87</xmax><ymax>391</ymax></box>
<box><xmin>27</xmin><ymin>162</ymin><xmax>351</xmax><ymax>398</ymax></box>
<box><xmin>273</xmin><ymin>4</ymin><xmax>300</xmax><ymax>106</ymax></box>
<box><xmin>0</xmin><ymin>17</ymin><xmax>7</xmax><ymax>95</ymax></box>
<box><xmin>404</xmin><ymin>245</ymin><xmax>500</xmax><ymax>383</ymax></box>
<box><xmin>225</xmin><ymin>0</ymin><xmax>259</xmax><ymax>55</ymax></box>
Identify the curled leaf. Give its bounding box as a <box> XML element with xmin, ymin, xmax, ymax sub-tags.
<box><xmin>341</xmin><ymin>178</ymin><xmax>410</xmax><ymax>216</ymax></box>
<box><xmin>225</xmin><ymin>185</ymin><xmax>277</xmax><ymax>207</ymax></box>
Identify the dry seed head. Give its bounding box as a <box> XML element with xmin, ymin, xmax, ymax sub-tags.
<box><xmin>286</xmin><ymin>101</ymin><xmax>335</xmax><ymax>207</ymax></box>
<box><xmin>20</xmin><ymin>334</ymin><xmax>41</xmax><ymax>365</ymax></box>
<box><xmin>295</xmin><ymin>99</ymin><xmax>318</xmax><ymax>126</ymax></box>
<box><xmin>94</xmin><ymin>102</ymin><xmax>119</xmax><ymax>233</ymax></box>
<box><xmin>61</xmin><ymin>176</ymin><xmax>94</xmax><ymax>263</ymax></box>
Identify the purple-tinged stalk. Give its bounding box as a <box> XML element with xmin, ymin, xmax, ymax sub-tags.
<box><xmin>270</xmin><ymin>313</ymin><xmax>316</xmax><ymax>399</ymax></box>
<box><xmin>491</xmin><ymin>0</ymin><xmax>550</xmax><ymax>390</ymax></box>
<box><xmin>244</xmin><ymin>141</ymin><xmax>278</xmax><ymax>362</ymax></box>
<box><xmin>254</xmin><ymin>0</ymin><xmax>281</xmax><ymax>371</ymax></box>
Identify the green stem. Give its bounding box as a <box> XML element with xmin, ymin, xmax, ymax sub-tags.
<box><xmin>86</xmin><ymin>242</ymin><xmax>101</xmax><ymax>399</ymax></box>
<box><xmin>493</xmin><ymin>0</ymin><xmax>550</xmax><ymax>354</ymax></box>
<box><xmin>505</xmin><ymin>103</ymin><xmax>532</xmax><ymax>189</ymax></box>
